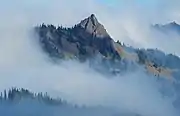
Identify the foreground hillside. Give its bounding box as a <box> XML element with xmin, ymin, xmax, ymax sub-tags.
<box><xmin>0</xmin><ymin>88</ymin><xmax>138</xmax><ymax>116</ymax></box>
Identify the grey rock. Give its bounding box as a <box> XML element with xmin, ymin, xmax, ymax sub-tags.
<box><xmin>79</xmin><ymin>14</ymin><xmax>110</xmax><ymax>38</ymax></box>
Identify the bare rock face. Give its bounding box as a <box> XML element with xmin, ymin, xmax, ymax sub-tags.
<box><xmin>79</xmin><ymin>14</ymin><xmax>110</xmax><ymax>38</ymax></box>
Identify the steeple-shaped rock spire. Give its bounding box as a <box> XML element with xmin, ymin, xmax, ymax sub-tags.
<box><xmin>78</xmin><ymin>14</ymin><xmax>110</xmax><ymax>38</ymax></box>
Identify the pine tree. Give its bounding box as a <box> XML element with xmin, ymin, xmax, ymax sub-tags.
<box><xmin>4</xmin><ymin>90</ymin><xmax>7</xmax><ymax>100</ymax></box>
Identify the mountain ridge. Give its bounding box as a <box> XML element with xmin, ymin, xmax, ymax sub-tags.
<box><xmin>35</xmin><ymin>14</ymin><xmax>180</xmax><ymax>80</ymax></box>
<box><xmin>0</xmin><ymin>88</ymin><xmax>124</xmax><ymax>116</ymax></box>
<box><xmin>154</xmin><ymin>21</ymin><xmax>180</xmax><ymax>35</ymax></box>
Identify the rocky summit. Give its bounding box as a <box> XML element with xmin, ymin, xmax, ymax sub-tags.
<box><xmin>35</xmin><ymin>14</ymin><xmax>119</xmax><ymax>62</ymax></box>
<box><xmin>79</xmin><ymin>14</ymin><xmax>110</xmax><ymax>38</ymax></box>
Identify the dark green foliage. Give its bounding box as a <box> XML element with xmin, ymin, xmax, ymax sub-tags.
<box><xmin>0</xmin><ymin>88</ymin><xmax>65</xmax><ymax>106</ymax></box>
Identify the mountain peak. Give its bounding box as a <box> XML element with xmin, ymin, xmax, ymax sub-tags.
<box><xmin>78</xmin><ymin>14</ymin><xmax>110</xmax><ymax>38</ymax></box>
<box><xmin>90</xmin><ymin>13</ymin><xmax>96</xmax><ymax>20</ymax></box>
<box><xmin>169</xmin><ymin>21</ymin><xmax>178</xmax><ymax>25</ymax></box>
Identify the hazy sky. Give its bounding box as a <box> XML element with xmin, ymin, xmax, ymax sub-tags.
<box><xmin>98</xmin><ymin>0</ymin><xmax>157</xmax><ymax>6</ymax></box>
<box><xmin>0</xmin><ymin>1</ymin><xmax>179</xmax><ymax>116</ymax></box>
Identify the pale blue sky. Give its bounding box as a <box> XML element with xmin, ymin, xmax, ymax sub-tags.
<box><xmin>1</xmin><ymin>0</ymin><xmax>160</xmax><ymax>10</ymax></box>
<box><xmin>97</xmin><ymin>0</ymin><xmax>158</xmax><ymax>8</ymax></box>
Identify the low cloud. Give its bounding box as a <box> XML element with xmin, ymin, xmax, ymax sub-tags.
<box><xmin>0</xmin><ymin>0</ymin><xmax>179</xmax><ymax>116</ymax></box>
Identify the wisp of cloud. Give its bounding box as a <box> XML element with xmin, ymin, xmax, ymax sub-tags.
<box><xmin>0</xmin><ymin>0</ymin><xmax>179</xmax><ymax>116</ymax></box>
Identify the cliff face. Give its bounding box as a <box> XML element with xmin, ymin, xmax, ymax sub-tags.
<box><xmin>78</xmin><ymin>14</ymin><xmax>110</xmax><ymax>38</ymax></box>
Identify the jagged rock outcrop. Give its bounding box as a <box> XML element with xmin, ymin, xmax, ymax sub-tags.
<box><xmin>79</xmin><ymin>14</ymin><xmax>110</xmax><ymax>38</ymax></box>
<box><xmin>35</xmin><ymin>14</ymin><xmax>120</xmax><ymax>61</ymax></box>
